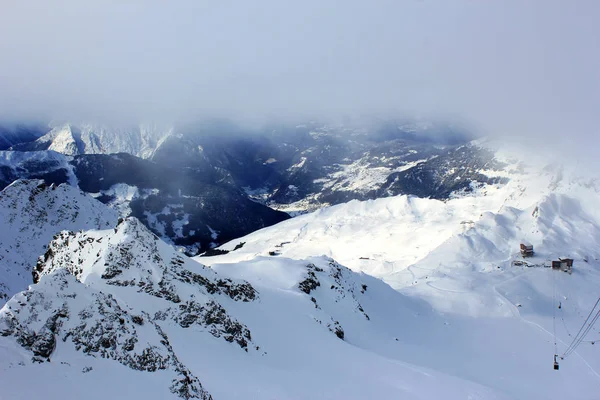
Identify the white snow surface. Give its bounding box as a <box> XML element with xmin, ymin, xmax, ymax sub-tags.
<box><xmin>199</xmin><ymin>145</ymin><xmax>600</xmax><ymax>399</ymax></box>
<box><xmin>1</xmin><ymin>142</ymin><xmax>600</xmax><ymax>399</ymax></box>
<box><xmin>46</xmin><ymin>125</ymin><xmax>81</xmax><ymax>155</ymax></box>
<box><xmin>1</xmin><ymin>218</ymin><xmax>511</xmax><ymax>400</ymax></box>
<box><xmin>0</xmin><ymin>179</ymin><xmax>117</xmax><ymax>305</ymax></box>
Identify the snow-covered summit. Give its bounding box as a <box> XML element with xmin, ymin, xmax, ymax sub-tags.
<box><xmin>45</xmin><ymin>125</ymin><xmax>81</xmax><ymax>155</ymax></box>
<box><xmin>1</xmin><ymin>217</ymin><xmax>259</xmax><ymax>399</ymax></box>
<box><xmin>35</xmin><ymin>217</ymin><xmax>258</xmax><ymax>311</ymax></box>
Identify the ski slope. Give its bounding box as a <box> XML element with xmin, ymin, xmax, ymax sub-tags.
<box><xmin>199</xmin><ymin>145</ymin><xmax>600</xmax><ymax>399</ymax></box>
<box><xmin>0</xmin><ymin>218</ymin><xmax>512</xmax><ymax>400</ymax></box>
<box><xmin>1</xmin><ymin>142</ymin><xmax>599</xmax><ymax>399</ymax></box>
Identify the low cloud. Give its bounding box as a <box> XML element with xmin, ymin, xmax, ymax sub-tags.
<box><xmin>1</xmin><ymin>1</ymin><xmax>598</xmax><ymax>155</ymax></box>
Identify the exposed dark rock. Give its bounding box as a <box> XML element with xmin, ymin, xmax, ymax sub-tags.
<box><xmin>175</xmin><ymin>300</ymin><xmax>252</xmax><ymax>350</ymax></box>
<box><xmin>298</xmin><ymin>263</ymin><xmax>323</xmax><ymax>294</ymax></box>
<box><xmin>199</xmin><ymin>248</ymin><xmax>229</xmax><ymax>257</ymax></box>
<box><xmin>0</xmin><ymin>272</ymin><xmax>214</xmax><ymax>400</ymax></box>
<box><xmin>323</xmin><ymin>319</ymin><xmax>345</xmax><ymax>340</ymax></box>
<box><xmin>232</xmin><ymin>242</ymin><xmax>246</xmax><ymax>251</ymax></box>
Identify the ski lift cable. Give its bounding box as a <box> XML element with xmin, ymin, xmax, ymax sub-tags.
<box><xmin>561</xmin><ymin>298</ymin><xmax>600</xmax><ymax>359</ymax></box>
<box><xmin>559</xmin><ymin>299</ymin><xmax>599</xmax><ymax>344</ymax></box>
<box><xmin>562</xmin><ymin>306</ymin><xmax>599</xmax><ymax>359</ymax></box>
<box><xmin>564</xmin><ymin>300</ymin><xmax>600</xmax><ymax>357</ymax></box>
<box><xmin>570</xmin><ymin>309</ymin><xmax>600</xmax><ymax>349</ymax></box>
<box><xmin>564</xmin><ymin>310</ymin><xmax>600</xmax><ymax>358</ymax></box>
<box><xmin>562</xmin><ymin>297</ymin><xmax>599</xmax><ymax>356</ymax></box>
<box><xmin>560</xmin><ymin>296</ymin><xmax>600</xmax><ymax>344</ymax></box>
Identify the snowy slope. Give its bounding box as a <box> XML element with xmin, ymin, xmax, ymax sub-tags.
<box><xmin>206</xmin><ymin>141</ymin><xmax>598</xmax><ymax>281</ymax></box>
<box><xmin>0</xmin><ymin>218</ymin><xmax>511</xmax><ymax>400</ymax></box>
<box><xmin>45</xmin><ymin>125</ymin><xmax>81</xmax><ymax>155</ymax></box>
<box><xmin>2</xmin><ymin>140</ymin><xmax>600</xmax><ymax>399</ymax></box>
<box><xmin>0</xmin><ymin>179</ymin><xmax>117</xmax><ymax>304</ymax></box>
<box><xmin>199</xmin><ymin>146</ymin><xmax>600</xmax><ymax>399</ymax></box>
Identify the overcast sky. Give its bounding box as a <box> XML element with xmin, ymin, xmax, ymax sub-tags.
<box><xmin>0</xmin><ymin>1</ymin><xmax>599</xmax><ymax>150</ymax></box>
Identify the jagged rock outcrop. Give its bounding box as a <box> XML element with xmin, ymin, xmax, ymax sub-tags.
<box><xmin>0</xmin><ymin>179</ymin><xmax>117</xmax><ymax>305</ymax></box>
<box><xmin>0</xmin><ymin>270</ymin><xmax>212</xmax><ymax>399</ymax></box>
<box><xmin>297</xmin><ymin>258</ymin><xmax>372</xmax><ymax>340</ymax></box>
<box><xmin>33</xmin><ymin>218</ymin><xmax>258</xmax><ymax>348</ymax></box>
<box><xmin>1</xmin><ymin>217</ymin><xmax>262</xmax><ymax>398</ymax></box>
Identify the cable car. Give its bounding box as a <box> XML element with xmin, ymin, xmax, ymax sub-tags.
<box><xmin>554</xmin><ymin>355</ymin><xmax>559</xmax><ymax>370</ymax></box>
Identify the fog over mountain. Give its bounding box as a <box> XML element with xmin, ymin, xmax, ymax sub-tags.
<box><xmin>1</xmin><ymin>1</ymin><xmax>599</xmax><ymax>158</ymax></box>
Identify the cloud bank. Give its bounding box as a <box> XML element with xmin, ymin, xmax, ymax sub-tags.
<box><xmin>0</xmin><ymin>1</ymin><xmax>598</xmax><ymax>153</ymax></box>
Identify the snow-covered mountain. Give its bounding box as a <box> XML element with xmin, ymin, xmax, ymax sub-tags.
<box><xmin>1</xmin><ymin>218</ymin><xmax>253</xmax><ymax>399</ymax></box>
<box><xmin>2</xmin><ymin>127</ymin><xmax>600</xmax><ymax>399</ymax></box>
<box><xmin>6</xmin><ymin>119</ymin><xmax>482</xmax><ymax>214</ymax></box>
<box><xmin>0</xmin><ymin>150</ymin><xmax>290</xmax><ymax>254</ymax></box>
<box><xmin>0</xmin><ymin>120</ymin><xmax>506</xmax><ymax>252</ymax></box>
<box><xmin>197</xmin><ymin>144</ymin><xmax>600</xmax><ymax>399</ymax></box>
<box><xmin>11</xmin><ymin>123</ymin><xmax>174</xmax><ymax>159</ymax></box>
<box><xmin>206</xmin><ymin>140</ymin><xmax>598</xmax><ymax>283</ymax></box>
<box><xmin>0</xmin><ymin>179</ymin><xmax>118</xmax><ymax>305</ymax></box>
<box><xmin>1</xmin><ymin>217</ymin><xmax>512</xmax><ymax>399</ymax></box>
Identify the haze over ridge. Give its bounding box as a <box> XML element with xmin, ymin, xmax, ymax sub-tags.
<box><xmin>0</xmin><ymin>1</ymin><xmax>598</xmax><ymax>158</ymax></box>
